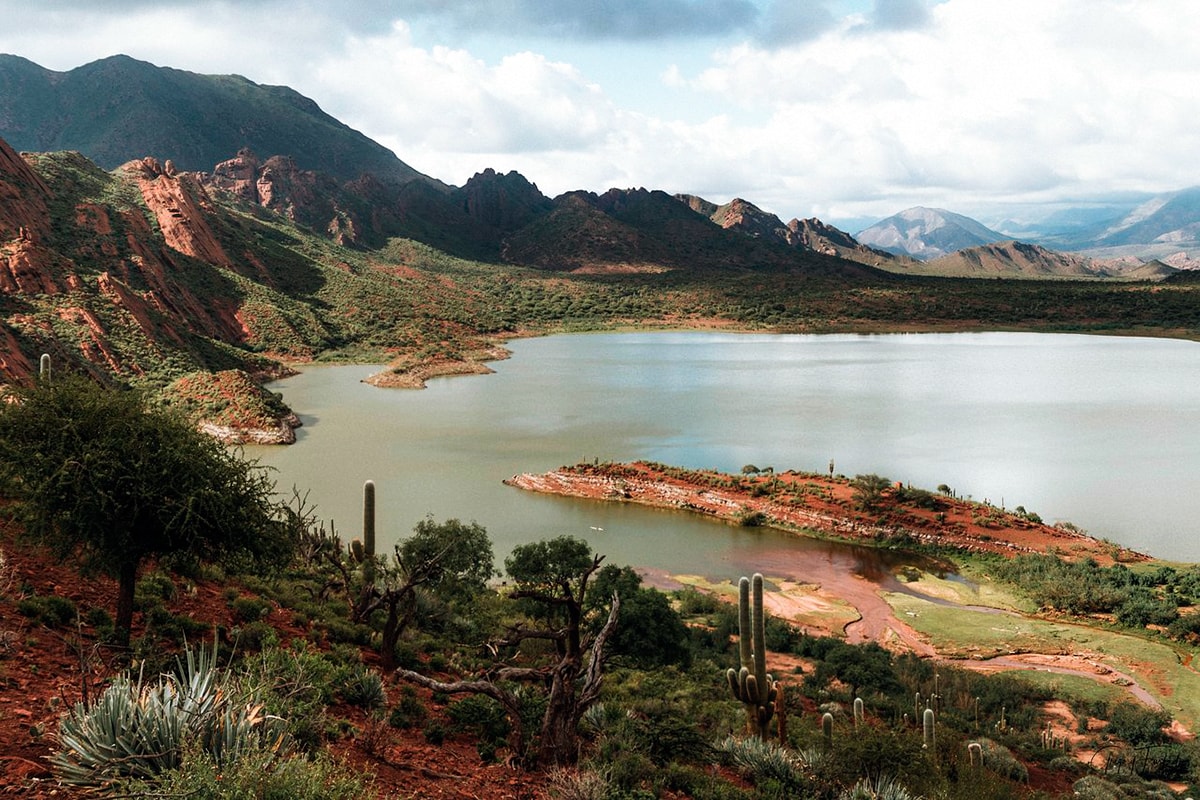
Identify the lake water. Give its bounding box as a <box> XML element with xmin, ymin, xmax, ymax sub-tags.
<box><xmin>247</xmin><ymin>332</ymin><xmax>1200</xmax><ymax>572</ymax></box>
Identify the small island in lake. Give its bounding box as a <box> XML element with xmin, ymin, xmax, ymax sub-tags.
<box><xmin>505</xmin><ymin>460</ymin><xmax>1144</xmax><ymax>566</ymax></box>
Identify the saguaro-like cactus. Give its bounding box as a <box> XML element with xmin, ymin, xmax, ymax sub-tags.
<box><xmin>853</xmin><ymin>696</ymin><xmax>864</xmax><ymax>728</ymax></box>
<box><xmin>725</xmin><ymin>573</ymin><xmax>778</xmax><ymax>738</ymax></box>
<box><xmin>39</xmin><ymin>353</ymin><xmax>51</xmax><ymax>382</ymax></box>
<box><xmin>822</xmin><ymin>712</ymin><xmax>834</xmax><ymax>749</ymax></box>
<box><xmin>362</xmin><ymin>480</ymin><xmax>376</xmax><ymax>584</ymax></box>
<box><xmin>923</xmin><ymin>707</ymin><xmax>936</xmax><ymax>750</ymax></box>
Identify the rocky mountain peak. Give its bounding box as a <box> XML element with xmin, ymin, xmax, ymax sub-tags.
<box><xmin>457</xmin><ymin>168</ymin><xmax>552</xmax><ymax>232</ymax></box>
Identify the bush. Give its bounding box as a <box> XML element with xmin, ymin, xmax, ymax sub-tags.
<box><xmin>116</xmin><ymin>746</ymin><xmax>370</xmax><ymax>800</ymax></box>
<box><xmin>717</xmin><ymin>735</ymin><xmax>808</xmax><ymax>790</ymax></box>
<box><xmin>135</xmin><ymin>571</ymin><xmax>177</xmax><ymax>605</ymax></box>
<box><xmin>388</xmin><ymin>686</ymin><xmax>427</xmax><ymax>730</ymax></box>
<box><xmin>231</xmin><ymin>621</ymin><xmax>279</xmax><ymax>651</ymax></box>
<box><xmin>422</xmin><ymin>718</ymin><xmax>448</xmax><ymax>745</ymax></box>
<box><xmin>17</xmin><ymin>594</ymin><xmax>77</xmax><ymax>628</ymax></box>
<box><xmin>676</xmin><ymin>587</ymin><xmax>721</xmax><ymax>616</ymax></box>
<box><xmin>230</xmin><ymin>595</ymin><xmax>273</xmax><ymax>623</ymax></box>
<box><xmin>447</xmin><ymin>694</ymin><xmax>509</xmax><ymax>759</ymax></box>
<box><xmin>1106</xmin><ymin>702</ymin><xmax>1170</xmax><ymax>746</ymax></box>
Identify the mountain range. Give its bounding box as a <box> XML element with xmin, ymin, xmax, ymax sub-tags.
<box><xmin>4</xmin><ymin>55</ymin><xmax>1200</xmax><ymax>271</ymax></box>
<box><xmin>1</xmin><ymin>53</ymin><xmax>1198</xmax><ymax>433</ymax></box>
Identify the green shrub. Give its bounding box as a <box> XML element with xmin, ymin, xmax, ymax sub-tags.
<box><xmin>116</xmin><ymin>745</ymin><xmax>370</xmax><ymax>800</ymax></box>
<box><xmin>388</xmin><ymin>687</ymin><xmax>427</xmax><ymax>730</ymax></box>
<box><xmin>422</xmin><ymin>718</ymin><xmax>447</xmax><ymax>745</ymax></box>
<box><xmin>232</xmin><ymin>621</ymin><xmax>279</xmax><ymax>651</ymax></box>
<box><xmin>447</xmin><ymin>694</ymin><xmax>509</xmax><ymax>758</ymax></box>
<box><xmin>1106</xmin><ymin>702</ymin><xmax>1170</xmax><ymax>745</ymax></box>
<box><xmin>230</xmin><ymin>595</ymin><xmax>273</xmax><ymax>623</ymax></box>
<box><xmin>135</xmin><ymin>571</ymin><xmax>177</xmax><ymax>605</ymax></box>
<box><xmin>17</xmin><ymin>594</ymin><xmax>77</xmax><ymax>628</ymax></box>
<box><xmin>676</xmin><ymin>587</ymin><xmax>721</xmax><ymax>616</ymax></box>
<box><xmin>717</xmin><ymin>735</ymin><xmax>808</xmax><ymax>790</ymax></box>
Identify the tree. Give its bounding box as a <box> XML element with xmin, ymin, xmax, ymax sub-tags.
<box><xmin>396</xmin><ymin>535</ymin><xmax>620</xmax><ymax>766</ymax></box>
<box><xmin>357</xmin><ymin>517</ymin><xmax>494</xmax><ymax>670</ymax></box>
<box><xmin>0</xmin><ymin>376</ymin><xmax>292</xmax><ymax>651</ymax></box>
<box><xmin>851</xmin><ymin>473</ymin><xmax>892</xmax><ymax>511</ymax></box>
<box><xmin>586</xmin><ymin>564</ymin><xmax>690</xmax><ymax>669</ymax></box>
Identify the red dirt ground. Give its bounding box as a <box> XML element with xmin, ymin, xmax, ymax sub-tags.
<box><xmin>0</xmin><ymin>520</ymin><xmax>554</xmax><ymax>799</ymax></box>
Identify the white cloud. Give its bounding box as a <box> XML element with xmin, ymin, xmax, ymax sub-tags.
<box><xmin>2</xmin><ymin>0</ymin><xmax>1199</xmax><ymax>226</ymax></box>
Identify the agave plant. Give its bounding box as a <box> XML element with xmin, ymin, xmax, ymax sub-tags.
<box><xmin>52</xmin><ymin>640</ymin><xmax>290</xmax><ymax>786</ymax></box>
<box><xmin>717</xmin><ymin>734</ymin><xmax>808</xmax><ymax>788</ymax></box>
<box><xmin>838</xmin><ymin>775</ymin><xmax>920</xmax><ymax>800</ymax></box>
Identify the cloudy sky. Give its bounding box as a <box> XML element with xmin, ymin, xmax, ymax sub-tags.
<box><xmin>3</xmin><ymin>0</ymin><xmax>1198</xmax><ymax>229</ymax></box>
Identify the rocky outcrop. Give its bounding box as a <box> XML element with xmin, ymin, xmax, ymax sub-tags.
<box><xmin>1</xmin><ymin>236</ymin><xmax>66</xmax><ymax>295</ymax></box>
<box><xmin>0</xmin><ymin>136</ymin><xmax>51</xmax><ymax>243</ymax></box>
<box><xmin>208</xmin><ymin>148</ymin><xmax>262</xmax><ymax>204</ymax></box>
<box><xmin>0</xmin><ymin>321</ymin><xmax>34</xmax><ymax>383</ymax></box>
<box><xmin>128</xmin><ymin>157</ymin><xmax>233</xmax><ymax>267</ymax></box>
<box><xmin>458</xmin><ymin>168</ymin><xmax>552</xmax><ymax>233</ymax></box>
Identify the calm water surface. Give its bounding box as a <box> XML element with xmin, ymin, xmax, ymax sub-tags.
<box><xmin>247</xmin><ymin>332</ymin><xmax>1200</xmax><ymax>571</ymax></box>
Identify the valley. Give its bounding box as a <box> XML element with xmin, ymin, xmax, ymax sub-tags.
<box><xmin>3</xmin><ymin>52</ymin><xmax>1200</xmax><ymax>799</ymax></box>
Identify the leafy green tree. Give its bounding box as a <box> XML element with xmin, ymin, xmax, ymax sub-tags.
<box><xmin>0</xmin><ymin>377</ymin><xmax>292</xmax><ymax>650</ymax></box>
<box><xmin>359</xmin><ymin>517</ymin><xmax>494</xmax><ymax>670</ymax></box>
<box><xmin>851</xmin><ymin>473</ymin><xmax>892</xmax><ymax>511</ymax></box>
<box><xmin>587</xmin><ymin>564</ymin><xmax>690</xmax><ymax>668</ymax></box>
<box><xmin>396</xmin><ymin>535</ymin><xmax>620</xmax><ymax>766</ymax></box>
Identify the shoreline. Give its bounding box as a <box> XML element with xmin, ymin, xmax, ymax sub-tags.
<box><xmin>504</xmin><ymin>460</ymin><xmax>1146</xmax><ymax>565</ymax></box>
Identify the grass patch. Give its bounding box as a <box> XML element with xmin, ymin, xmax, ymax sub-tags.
<box><xmin>885</xmin><ymin>592</ymin><xmax>1200</xmax><ymax>732</ymax></box>
<box><xmin>898</xmin><ymin>567</ymin><xmax>1035</xmax><ymax>612</ymax></box>
<box><xmin>1003</xmin><ymin>669</ymin><xmax>1126</xmax><ymax>707</ymax></box>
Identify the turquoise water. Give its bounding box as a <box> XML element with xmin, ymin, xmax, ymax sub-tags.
<box><xmin>247</xmin><ymin>331</ymin><xmax>1200</xmax><ymax>568</ymax></box>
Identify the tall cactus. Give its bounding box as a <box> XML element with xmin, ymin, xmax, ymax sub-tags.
<box><xmin>362</xmin><ymin>480</ymin><xmax>376</xmax><ymax>584</ymax></box>
<box><xmin>39</xmin><ymin>353</ymin><xmax>51</xmax><ymax>382</ymax></box>
<box><xmin>725</xmin><ymin>573</ymin><xmax>778</xmax><ymax>738</ymax></box>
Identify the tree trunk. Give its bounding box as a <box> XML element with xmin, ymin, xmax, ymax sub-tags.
<box><xmin>114</xmin><ymin>559</ymin><xmax>138</xmax><ymax>654</ymax></box>
<box><xmin>380</xmin><ymin>600</ymin><xmax>400</xmax><ymax>671</ymax></box>
<box><xmin>537</xmin><ymin>660</ymin><xmax>582</xmax><ymax>766</ymax></box>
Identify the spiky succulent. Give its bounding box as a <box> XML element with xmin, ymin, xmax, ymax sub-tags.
<box><xmin>52</xmin><ymin>641</ymin><xmax>289</xmax><ymax>786</ymax></box>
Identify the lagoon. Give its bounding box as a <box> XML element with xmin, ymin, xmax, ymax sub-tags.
<box><xmin>247</xmin><ymin>331</ymin><xmax>1200</xmax><ymax>571</ymax></box>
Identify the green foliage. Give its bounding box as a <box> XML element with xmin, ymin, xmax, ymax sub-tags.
<box><xmin>587</xmin><ymin>564</ymin><xmax>690</xmax><ymax>668</ymax></box>
<box><xmin>397</xmin><ymin>517</ymin><xmax>495</xmax><ymax>603</ymax></box>
<box><xmin>0</xmin><ymin>377</ymin><xmax>293</xmax><ymax>648</ymax></box>
<box><xmin>447</xmin><ymin>694</ymin><xmax>510</xmax><ymax>761</ymax></box>
<box><xmin>388</xmin><ymin>686</ymin><xmax>427</xmax><ymax>730</ymax></box>
<box><xmin>1105</xmin><ymin>702</ymin><xmax>1170</xmax><ymax>746</ymax></box>
<box><xmin>52</xmin><ymin>640</ymin><xmax>289</xmax><ymax>786</ymax></box>
<box><xmin>810</xmin><ymin>640</ymin><xmax>901</xmax><ymax>697</ymax></box>
<box><xmin>677</xmin><ymin>586</ymin><xmax>722</xmax><ymax>616</ymax></box>
<box><xmin>505</xmin><ymin>535</ymin><xmax>595</xmax><ymax>591</ymax></box>
<box><xmin>851</xmin><ymin>474</ymin><xmax>892</xmax><ymax>511</ymax></box>
<box><xmin>115</xmin><ymin>745</ymin><xmax>371</xmax><ymax>800</ymax></box>
<box><xmin>17</xmin><ymin>593</ymin><xmax>77</xmax><ymax>628</ymax></box>
<box><xmin>230</xmin><ymin>595</ymin><xmax>274</xmax><ymax>623</ymax></box>
<box><xmin>717</xmin><ymin>735</ymin><xmax>809</xmax><ymax>791</ymax></box>
<box><xmin>339</xmin><ymin>665</ymin><xmax>387</xmax><ymax>710</ymax></box>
